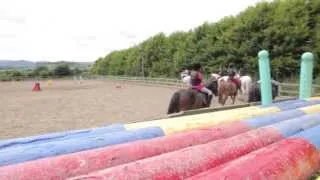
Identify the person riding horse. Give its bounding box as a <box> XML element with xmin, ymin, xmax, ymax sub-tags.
<box><xmin>167</xmin><ymin>64</ymin><xmax>217</xmax><ymax>114</ymax></box>
<box><xmin>227</xmin><ymin>63</ymin><xmax>241</xmax><ymax>91</ymax></box>
<box><xmin>190</xmin><ymin>63</ymin><xmax>213</xmax><ymax>105</ymax></box>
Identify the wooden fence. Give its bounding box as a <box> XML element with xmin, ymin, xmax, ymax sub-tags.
<box><xmin>85</xmin><ymin>75</ymin><xmax>320</xmax><ymax>97</ymax></box>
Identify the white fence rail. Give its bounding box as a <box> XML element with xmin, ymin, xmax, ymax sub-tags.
<box><xmin>279</xmin><ymin>83</ymin><xmax>320</xmax><ymax>97</ymax></box>
<box><xmin>85</xmin><ymin>75</ymin><xmax>320</xmax><ymax>97</ymax></box>
<box><xmin>88</xmin><ymin>75</ymin><xmax>189</xmax><ymax>88</ymax></box>
<box><xmin>4</xmin><ymin>74</ymin><xmax>318</xmax><ymax>97</ymax></box>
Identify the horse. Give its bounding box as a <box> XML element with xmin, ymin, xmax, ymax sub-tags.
<box><xmin>239</xmin><ymin>75</ymin><xmax>252</xmax><ymax>95</ymax></box>
<box><xmin>181</xmin><ymin>75</ymin><xmax>191</xmax><ymax>85</ymax></box>
<box><xmin>167</xmin><ymin>77</ymin><xmax>218</xmax><ymax>114</ymax></box>
<box><xmin>211</xmin><ymin>73</ymin><xmax>242</xmax><ymax>91</ymax></box>
<box><xmin>210</xmin><ymin>73</ymin><xmax>221</xmax><ymax>80</ymax></box>
<box><xmin>217</xmin><ymin>78</ymin><xmax>239</xmax><ymax>105</ymax></box>
<box><xmin>211</xmin><ymin>72</ymin><xmax>242</xmax><ymax>105</ymax></box>
<box><xmin>248</xmin><ymin>80</ymin><xmax>280</xmax><ymax>103</ymax></box>
<box><xmin>232</xmin><ymin>72</ymin><xmax>252</xmax><ymax>95</ymax></box>
<box><xmin>180</xmin><ymin>69</ymin><xmax>191</xmax><ymax>85</ymax></box>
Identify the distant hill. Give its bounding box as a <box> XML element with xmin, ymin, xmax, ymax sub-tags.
<box><xmin>0</xmin><ymin>60</ymin><xmax>93</xmax><ymax>70</ymax></box>
<box><xmin>0</xmin><ymin>60</ymin><xmax>35</xmax><ymax>69</ymax></box>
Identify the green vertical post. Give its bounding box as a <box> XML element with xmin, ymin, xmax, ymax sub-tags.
<box><xmin>258</xmin><ymin>50</ymin><xmax>272</xmax><ymax>106</ymax></box>
<box><xmin>299</xmin><ymin>52</ymin><xmax>314</xmax><ymax>99</ymax></box>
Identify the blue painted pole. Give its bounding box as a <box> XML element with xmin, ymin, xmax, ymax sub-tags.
<box><xmin>258</xmin><ymin>50</ymin><xmax>273</xmax><ymax>106</ymax></box>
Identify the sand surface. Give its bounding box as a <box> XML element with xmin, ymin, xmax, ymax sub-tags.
<box><xmin>0</xmin><ymin>79</ymin><xmax>245</xmax><ymax>139</ymax></box>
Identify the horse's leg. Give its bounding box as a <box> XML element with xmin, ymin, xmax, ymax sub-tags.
<box><xmin>231</xmin><ymin>95</ymin><xmax>236</xmax><ymax>104</ymax></box>
<box><xmin>221</xmin><ymin>94</ymin><xmax>227</xmax><ymax>106</ymax></box>
<box><xmin>219</xmin><ymin>92</ymin><xmax>225</xmax><ymax>105</ymax></box>
<box><xmin>196</xmin><ymin>98</ymin><xmax>204</xmax><ymax>109</ymax></box>
<box><xmin>207</xmin><ymin>95</ymin><xmax>213</xmax><ymax>107</ymax></box>
<box><xmin>232</xmin><ymin>86</ymin><xmax>238</xmax><ymax>104</ymax></box>
<box><xmin>224</xmin><ymin>95</ymin><xmax>228</xmax><ymax>105</ymax></box>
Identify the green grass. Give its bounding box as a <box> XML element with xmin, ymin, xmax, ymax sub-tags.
<box><xmin>309</xmin><ymin>171</ymin><xmax>320</xmax><ymax>180</ymax></box>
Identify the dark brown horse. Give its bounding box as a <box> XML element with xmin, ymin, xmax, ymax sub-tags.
<box><xmin>167</xmin><ymin>77</ymin><xmax>218</xmax><ymax>114</ymax></box>
<box><xmin>218</xmin><ymin>78</ymin><xmax>241</xmax><ymax>105</ymax></box>
<box><xmin>248</xmin><ymin>81</ymin><xmax>279</xmax><ymax>102</ymax></box>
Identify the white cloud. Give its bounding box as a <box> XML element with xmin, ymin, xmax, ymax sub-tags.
<box><xmin>0</xmin><ymin>0</ymin><xmax>269</xmax><ymax>62</ymax></box>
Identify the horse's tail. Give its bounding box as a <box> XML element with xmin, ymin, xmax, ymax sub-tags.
<box><xmin>167</xmin><ymin>92</ymin><xmax>180</xmax><ymax>114</ymax></box>
<box><xmin>248</xmin><ymin>88</ymin><xmax>254</xmax><ymax>102</ymax></box>
<box><xmin>248</xmin><ymin>83</ymin><xmax>259</xmax><ymax>103</ymax></box>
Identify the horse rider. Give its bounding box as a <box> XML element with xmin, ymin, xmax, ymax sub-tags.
<box><xmin>190</xmin><ymin>63</ymin><xmax>213</xmax><ymax>104</ymax></box>
<box><xmin>227</xmin><ymin>63</ymin><xmax>241</xmax><ymax>90</ymax></box>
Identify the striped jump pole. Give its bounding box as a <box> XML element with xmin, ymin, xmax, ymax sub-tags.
<box><xmin>125</xmin><ymin>98</ymin><xmax>320</xmax><ymax>135</ymax></box>
<box><xmin>2</xmin><ymin>104</ymin><xmax>320</xmax><ymax>180</ymax></box>
<box><xmin>0</xmin><ymin>124</ymin><xmax>125</xmax><ymax>149</ymax></box>
<box><xmin>189</xmin><ymin>125</ymin><xmax>320</xmax><ymax>180</ymax></box>
<box><xmin>0</xmin><ymin>127</ymin><xmax>163</xmax><ymax>167</ymax></box>
<box><xmin>69</xmin><ymin>113</ymin><xmax>320</xmax><ymax>180</ymax></box>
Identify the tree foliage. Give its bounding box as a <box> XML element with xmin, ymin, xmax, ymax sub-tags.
<box><xmin>91</xmin><ymin>0</ymin><xmax>320</xmax><ymax>80</ymax></box>
<box><xmin>54</xmin><ymin>64</ymin><xmax>72</xmax><ymax>76</ymax></box>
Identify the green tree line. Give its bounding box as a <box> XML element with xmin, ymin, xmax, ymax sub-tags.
<box><xmin>91</xmin><ymin>0</ymin><xmax>320</xmax><ymax>81</ymax></box>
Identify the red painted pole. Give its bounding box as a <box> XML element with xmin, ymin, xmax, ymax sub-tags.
<box><xmin>188</xmin><ymin>138</ymin><xmax>320</xmax><ymax>180</ymax></box>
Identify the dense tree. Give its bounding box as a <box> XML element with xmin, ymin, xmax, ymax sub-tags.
<box><xmin>54</xmin><ymin>64</ymin><xmax>71</xmax><ymax>76</ymax></box>
<box><xmin>91</xmin><ymin>0</ymin><xmax>320</xmax><ymax>81</ymax></box>
<box><xmin>32</xmin><ymin>66</ymin><xmax>50</xmax><ymax>77</ymax></box>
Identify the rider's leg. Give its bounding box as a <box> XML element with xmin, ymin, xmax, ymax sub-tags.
<box><xmin>200</xmin><ymin>87</ymin><xmax>213</xmax><ymax>96</ymax></box>
<box><xmin>200</xmin><ymin>87</ymin><xmax>213</xmax><ymax>105</ymax></box>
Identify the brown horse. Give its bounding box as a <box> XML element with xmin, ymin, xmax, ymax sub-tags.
<box><xmin>167</xmin><ymin>77</ymin><xmax>218</xmax><ymax>114</ymax></box>
<box><xmin>218</xmin><ymin>78</ymin><xmax>241</xmax><ymax>105</ymax></box>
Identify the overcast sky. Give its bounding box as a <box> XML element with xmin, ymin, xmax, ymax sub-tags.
<box><xmin>0</xmin><ymin>0</ymin><xmax>269</xmax><ymax>62</ymax></box>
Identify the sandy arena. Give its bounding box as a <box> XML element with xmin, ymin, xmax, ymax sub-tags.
<box><xmin>0</xmin><ymin>79</ymin><xmax>245</xmax><ymax>140</ymax></box>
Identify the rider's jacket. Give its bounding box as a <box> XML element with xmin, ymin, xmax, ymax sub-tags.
<box><xmin>190</xmin><ymin>70</ymin><xmax>205</xmax><ymax>90</ymax></box>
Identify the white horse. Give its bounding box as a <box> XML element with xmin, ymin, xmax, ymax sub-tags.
<box><xmin>182</xmin><ymin>75</ymin><xmax>191</xmax><ymax>85</ymax></box>
<box><xmin>239</xmin><ymin>75</ymin><xmax>252</xmax><ymax>95</ymax></box>
<box><xmin>181</xmin><ymin>70</ymin><xmax>191</xmax><ymax>86</ymax></box>
<box><xmin>210</xmin><ymin>73</ymin><xmax>220</xmax><ymax>80</ymax></box>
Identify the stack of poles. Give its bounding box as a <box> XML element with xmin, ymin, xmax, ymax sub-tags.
<box><xmin>0</xmin><ymin>51</ymin><xmax>319</xmax><ymax>179</ymax></box>
<box><xmin>69</xmin><ymin>113</ymin><xmax>320</xmax><ymax>180</ymax></box>
<box><xmin>187</xmin><ymin>125</ymin><xmax>320</xmax><ymax>179</ymax></box>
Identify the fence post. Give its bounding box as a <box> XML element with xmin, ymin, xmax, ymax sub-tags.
<box><xmin>258</xmin><ymin>50</ymin><xmax>273</xmax><ymax>106</ymax></box>
<box><xmin>278</xmin><ymin>84</ymin><xmax>282</xmax><ymax>97</ymax></box>
<box><xmin>299</xmin><ymin>52</ymin><xmax>314</xmax><ymax>99</ymax></box>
